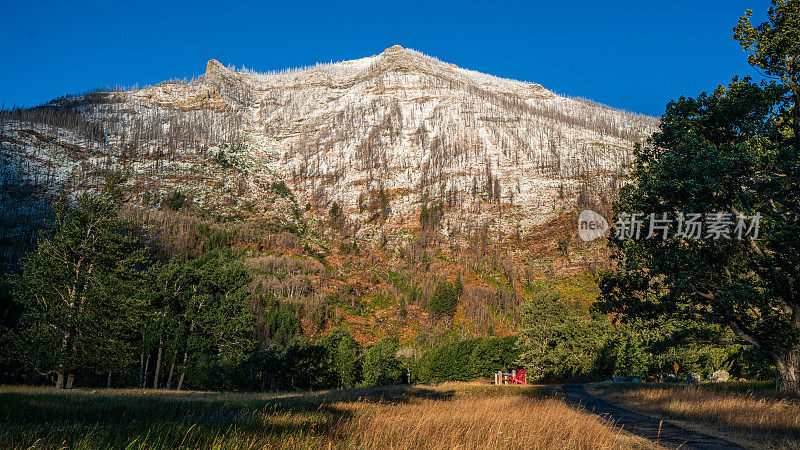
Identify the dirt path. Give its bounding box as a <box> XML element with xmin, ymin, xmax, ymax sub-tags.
<box><xmin>559</xmin><ymin>384</ymin><xmax>744</xmax><ymax>449</ymax></box>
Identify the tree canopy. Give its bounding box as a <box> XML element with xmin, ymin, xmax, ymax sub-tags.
<box><xmin>599</xmin><ymin>0</ymin><xmax>800</xmax><ymax>393</ymax></box>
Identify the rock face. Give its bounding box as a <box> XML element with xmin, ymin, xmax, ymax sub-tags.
<box><xmin>205</xmin><ymin>59</ymin><xmax>235</xmax><ymax>83</ymax></box>
<box><xmin>1</xmin><ymin>46</ymin><xmax>660</xmax><ymax>257</ymax></box>
<box><xmin>710</xmin><ymin>370</ymin><xmax>730</xmax><ymax>383</ymax></box>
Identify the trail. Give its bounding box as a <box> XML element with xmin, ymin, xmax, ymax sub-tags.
<box><xmin>559</xmin><ymin>384</ymin><xmax>744</xmax><ymax>450</ymax></box>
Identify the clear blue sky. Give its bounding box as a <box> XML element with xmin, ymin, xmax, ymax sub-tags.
<box><xmin>0</xmin><ymin>0</ymin><xmax>769</xmax><ymax>116</ymax></box>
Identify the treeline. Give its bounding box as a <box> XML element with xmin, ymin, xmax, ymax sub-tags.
<box><xmin>516</xmin><ymin>290</ymin><xmax>774</xmax><ymax>382</ymax></box>
<box><xmin>0</xmin><ymin>192</ymin><xmax>246</xmax><ymax>389</ymax></box>
<box><xmin>0</xmin><ymin>190</ymin><xmax>399</xmax><ymax>391</ymax></box>
<box><xmin>0</xmin><ymin>188</ymin><xmax>523</xmax><ymax>390</ymax></box>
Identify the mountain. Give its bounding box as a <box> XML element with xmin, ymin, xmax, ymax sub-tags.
<box><xmin>0</xmin><ymin>46</ymin><xmax>658</xmax><ymax>340</ymax></box>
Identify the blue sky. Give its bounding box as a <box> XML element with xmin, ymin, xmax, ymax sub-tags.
<box><xmin>0</xmin><ymin>1</ymin><xmax>769</xmax><ymax>116</ymax></box>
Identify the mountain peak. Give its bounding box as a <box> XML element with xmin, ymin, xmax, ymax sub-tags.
<box><xmin>206</xmin><ymin>59</ymin><xmax>225</xmax><ymax>74</ymax></box>
<box><xmin>381</xmin><ymin>45</ymin><xmax>405</xmax><ymax>55</ymax></box>
<box><xmin>205</xmin><ymin>59</ymin><xmax>236</xmax><ymax>84</ymax></box>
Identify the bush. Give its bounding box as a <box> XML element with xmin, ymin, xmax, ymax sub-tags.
<box><xmin>468</xmin><ymin>336</ymin><xmax>519</xmax><ymax>379</ymax></box>
<box><xmin>163</xmin><ymin>190</ymin><xmax>188</xmax><ymax>210</ymax></box>
<box><xmin>416</xmin><ymin>340</ymin><xmax>477</xmax><ymax>382</ymax></box>
<box><xmin>415</xmin><ymin>336</ymin><xmax>520</xmax><ymax>382</ymax></box>
<box><xmin>269</xmin><ymin>181</ymin><xmax>292</xmax><ymax>199</ymax></box>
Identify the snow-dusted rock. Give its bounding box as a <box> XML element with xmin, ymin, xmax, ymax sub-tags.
<box><xmin>2</xmin><ymin>46</ymin><xmax>659</xmax><ymax>250</ymax></box>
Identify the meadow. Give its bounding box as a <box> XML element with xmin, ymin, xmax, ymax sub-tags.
<box><xmin>591</xmin><ymin>382</ymin><xmax>800</xmax><ymax>449</ymax></box>
<box><xmin>0</xmin><ymin>383</ymin><xmax>654</xmax><ymax>449</ymax></box>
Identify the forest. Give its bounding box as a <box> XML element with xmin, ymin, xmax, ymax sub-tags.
<box><xmin>0</xmin><ymin>183</ymin><xmax>775</xmax><ymax>391</ymax></box>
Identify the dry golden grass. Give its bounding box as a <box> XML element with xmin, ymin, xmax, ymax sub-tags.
<box><xmin>592</xmin><ymin>383</ymin><xmax>800</xmax><ymax>449</ymax></box>
<box><xmin>0</xmin><ymin>383</ymin><xmax>654</xmax><ymax>449</ymax></box>
<box><xmin>336</xmin><ymin>386</ymin><xmax>653</xmax><ymax>449</ymax></box>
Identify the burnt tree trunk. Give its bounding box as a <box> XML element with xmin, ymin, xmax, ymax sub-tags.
<box><xmin>165</xmin><ymin>348</ymin><xmax>177</xmax><ymax>389</ymax></box>
<box><xmin>142</xmin><ymin>353</ymin><xmax>151</xmax><ymax>389</ymax></box>
<box><xmin>153</xmin><ymin>336</ymin><xmax>163</xmax><ymax>389</ymax></box>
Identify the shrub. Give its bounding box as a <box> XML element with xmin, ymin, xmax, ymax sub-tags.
<box><xmin>163</xmin><ymin>190</ymin><xmax>188</xmax><ymax>210</ymax></box>
<box><xmin>415</xmin><ymin>336</ymin><xmax>520</xmax><ymax>382</ymax></box>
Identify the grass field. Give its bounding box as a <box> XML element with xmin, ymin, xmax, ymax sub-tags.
<box><xmin>590</xmin><ymin>382</ymin><xmax>800</xmax><ymax>449</ymax></box>
<box><xmin>0</xmin><ymin>383</ymin><xmax>653</xmax><ymax>449</ymax></box>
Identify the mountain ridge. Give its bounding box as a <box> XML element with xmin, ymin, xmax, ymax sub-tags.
<box><xmin>1</xmin><ymin>47</ymin><xmax>658</xmax><ymax>339</ymax></box>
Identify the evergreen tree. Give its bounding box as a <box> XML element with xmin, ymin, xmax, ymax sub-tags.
<box><xmin>517</xmin><ymin>290</ymin><xmax>612</xmax><ymax>380</ymax></box>
<box><xmin>334</xmin><ymin>334</ymin><xmax>361</xmax><ymax>388</ymax></box>
<box><xmin>362</xmin><ymin>337</ymin><xmax>401</xmax><ymax>386</ymax></box>
<box><xmin>429</xmin><ymin>281</ymin><xmax>459</xmax><ymax>318</ymax></box>
<box><xmin>319</xmin><ymin>329</ymin><xmax>361</xmax><ymax>388</ymax></box>
<box><xmin>9</xmin><ymin>193</ymin><xmax>147</xmax><ymax>388</ymax></box>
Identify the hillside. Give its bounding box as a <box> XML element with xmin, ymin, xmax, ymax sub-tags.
<box><xmin>0</xmin><ymin>45</ymin><xmax>658</xmax><ymax>344</ymax></box>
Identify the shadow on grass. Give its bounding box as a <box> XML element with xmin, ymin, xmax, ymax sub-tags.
<box><xmin>0</xmin><ymin>384</ymin><xmax>459</xmax><ymax>448</ymax></box>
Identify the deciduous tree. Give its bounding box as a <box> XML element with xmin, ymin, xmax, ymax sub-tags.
<box><xmin>599</xmin><ymin>0</ymin><xmax>800</xmax><ymax>393</ymax></box>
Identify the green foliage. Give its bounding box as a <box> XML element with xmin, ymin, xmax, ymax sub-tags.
<box><xmin>213</xmin><ymin>146</ymin><xmax>248</xmax><ymax>172</ymax></box>
<box><xmin>467</xmin><ymin>336</ymin><xmax>519</xmax><ymax>379</ymax></box>
<box><xmin>361</xmin><ymin>337</ymin><xmax>402</xmax><ymax>387</ymax></box>
<box><xmin>609</xmin><ymin>336</ymin><xmax>648</xmax><ymax>379</ymax></box>
<box><xmin>728</xmin><ymin>346</ymin><xmax>775</xmax><ymax>380</ymax></box>
<box><xmin>416</xmin><ymin>339</ymin><xmax>477</xmax><ymax>382</ymax></box>
<box><xmin>320</xmin><ymin>329</ymin><xmax>361</xmax><ymax>388</ymax></box>
<box><xmin>247</xmin><ymin>328</ymin><xmax>364</xmax><ymax>391</ymax></box>
<box><xmin>516</xmin><ymin>289</ymin><xmax>765</xmax><ymax>381</ymax></box>
<box><xmin>419</xmin><ymin>201</ymin><xmax>443</xmax><ymax>231</ymax></box>
<box><xmin>163</xmin><ymin>190</ymin><xmax>188</xmax><ymax>211</ymax></box>
<box><xmin>269</xmin><ymin>181</ymin><xmax>292</xmax><ymax>199</ymax></box>
<box><xmin>415</xmin><ymin>336</ymin><xmax>519</xmax><ymax>382</ymax></box>
<box><xmin>196</xmin><ymin>223</ymin><xmax>237</xmax><ymax>251</ymax></box>
<box><xmin>142</xmin><ymin>251</ymin><xmax>258</xmax><ymax>391</ymax></box>
<box><xmin>261</xmin><ymin>295</ymin><xmax>301</xmax><ymax>346</ymax></box>
<box><xmin>214</xmin><ymin>150</ymin><xmax>234</xmax><ymax>168</ymax></box>
<box><xmin>7</xmin><ymin>194</ymin><xmax>148</xmax><ymax>386</ymax></box>
<box><xmin>517</xmin><ymin>290</ymin><xmax>612</xmax><ymax>381</ymax></box>
<box><xmin>428</xmin><ymin>280</ymin><xmax>461</xmax><ymax>318</ymax></box>
<box><xmin>599</xmin><ymin>2</ymin><xmax>800</xmax><ymax>392</ymax></box>
<box><xmin>102</xmin><ymin>170</ymin><xmax>128</xmax><ymax>204</ymax></box>
<box><xmin>2</xmin><ymin>195</ymin><xmax>267</xmax><ymax>390</ymax></box>
<box><xmin>329</xmin><ymin>201</ymin><xmax>340</xmax><ymax>219</ymax></box>
<box><xmin>734</xmin><ymin>1</ymin><xmax>800</xmax><ymax>92</ymax></box>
